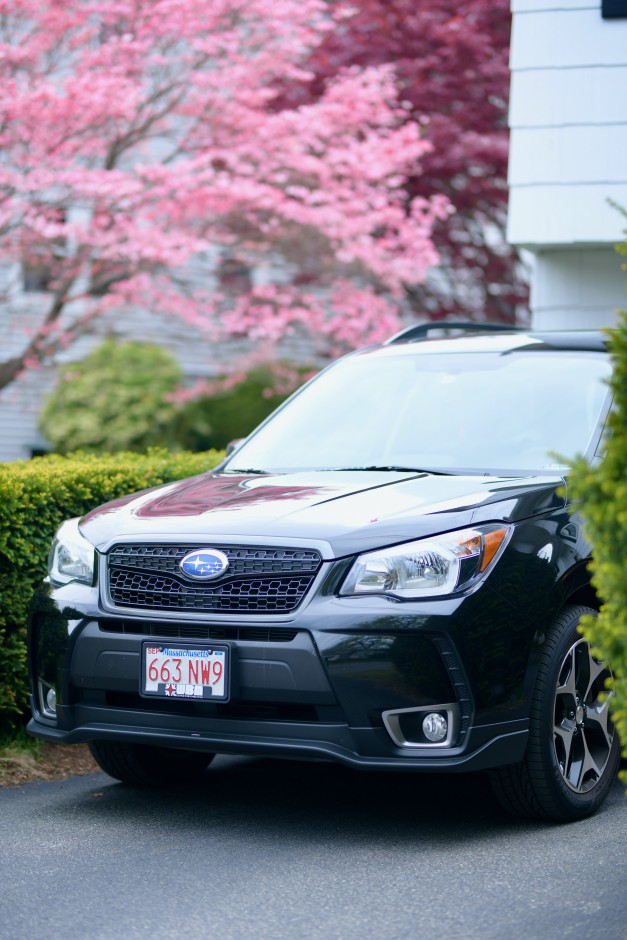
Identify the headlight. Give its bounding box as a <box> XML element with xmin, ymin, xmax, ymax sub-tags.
<box><xmin>48</xmin><ymin>518</ymin><xmax>95</xmax><ymax>586</ymax></box>
<box><xmin>340</xmin><ymin>525</ymin><xmax>511</xmax><ymax>600</ymax></box>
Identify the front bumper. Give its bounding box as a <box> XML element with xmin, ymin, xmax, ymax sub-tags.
<box><xmin>28</xmin><ymin>580</ymin><xmax>534</xmax><ymax>773</ymax></box>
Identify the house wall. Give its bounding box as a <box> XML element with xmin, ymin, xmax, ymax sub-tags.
<box><xmin>0</xmin><ymin>368</ymin><xmax>56</xmax><ymax>463</ymax></box>
<box><xmin>508</xmin><ymin>0</ymin><xmax>627</xmax><ymax>327</ymax></box>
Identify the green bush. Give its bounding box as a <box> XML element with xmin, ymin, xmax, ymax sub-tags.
<box><xmin>39</xmin><ymin>340</ymin><xmax>184</xmax><ymax>454</ymax></box>
<box><xmin>0</xmin><ymin>448</ymin><xmax>224</xmax><ymax>735</ymax></box>
<box><xmin>569</xmin><ymin>308</ymin><xmax>627</xmax><ymax>769</ymax></box>
<box><xmin>174</xmin><ymin>365</ymin><xmax>308</xmax><ymax>451</ymax></box>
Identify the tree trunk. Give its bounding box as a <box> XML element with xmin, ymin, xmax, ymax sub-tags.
<box><xmin>0</xmin><ymin>354</ymin><xmax>27</xmax><ymax>393</ymax></box>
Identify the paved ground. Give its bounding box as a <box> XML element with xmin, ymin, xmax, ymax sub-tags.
<box><xmin>1</xmin><ymin>755</ymin><xmax>625</xmax><ymax>940</ymax></box>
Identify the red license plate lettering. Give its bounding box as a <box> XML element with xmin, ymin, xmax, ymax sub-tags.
<box><xmin>143</xmin><ymin>645</ymin><xmax>228</xmax><ymax>700</ymax></box>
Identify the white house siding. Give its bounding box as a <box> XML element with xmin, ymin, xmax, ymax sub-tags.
<box><xmin>0</xmin><ymin>368</ymin><xmax>56</xmax><ymax>462</ymax></box>
<box><xmin>508</xmin><ymin>0</ymin><xmax>627</xmax><ymax>328</ymax></box>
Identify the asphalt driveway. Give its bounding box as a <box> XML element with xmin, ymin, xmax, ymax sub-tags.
<box><xmin>1</xmin><ymin>755</ymin><xmax>625</xmax><ymax>940</ymax></box>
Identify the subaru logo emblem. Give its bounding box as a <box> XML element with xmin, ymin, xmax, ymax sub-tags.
<box><xmin>179</xmin><ymin>549</ymin><xmax>229</xmax><ymax>581</ymax></box>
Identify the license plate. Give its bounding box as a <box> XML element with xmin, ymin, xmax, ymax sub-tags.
<box><xmin>142</xmin><ymin>644</ymin><xmax>229</xmax><ymax>701</ymax></box>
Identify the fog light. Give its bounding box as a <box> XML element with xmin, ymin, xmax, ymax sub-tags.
<box><xmin>422</xmin><ymin>712</ymin><xmax>448</xmax><ymax>742</ymax></box>
<box><xmin>382</xmin><ymin>703</ymin><xmax>459</xmax><ymax>748</ymax></box>
<box><xmin>39</xmin><ymin>680</ymin><xmax>57</xmax><ymax>719</ymax></box>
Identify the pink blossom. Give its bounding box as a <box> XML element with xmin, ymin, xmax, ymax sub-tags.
<box><xmin>0</xmin><ymin>0</ymin><xmax>448</xmax><ymax>391</ymax></box>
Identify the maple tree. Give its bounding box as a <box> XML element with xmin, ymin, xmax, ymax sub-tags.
<box><xmin>0</xmin><ymin>0</ymin><xmax>450</xmax><ymax>393</ymax></box>
<box><xmin>284</xmin><ymin>0</ymin><xmax>527</xmax><ymax>323</ymax></box>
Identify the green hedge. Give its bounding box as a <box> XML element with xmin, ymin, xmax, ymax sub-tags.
<box><xmin>0</xmin><ymin>448</ymin><xmax>224</xmax><ymax>736</ymax></box>
<box><xmin>569</xmin><ymin>310</ymin><xmax>627</xmax><ymax>770</ymax></box>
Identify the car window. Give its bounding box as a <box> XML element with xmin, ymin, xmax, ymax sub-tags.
<box><xmin>226</xmin><ymin>349</ymin><xmax>611</xmax><ymax>474</ymax></box>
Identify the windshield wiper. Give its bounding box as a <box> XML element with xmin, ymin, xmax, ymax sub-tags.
<box><xmin>223</xmin><ymin>467</ymin><xmax>268</xmax><ymax>474</ymax></box>
<box><xmin>223</xmin><ymin>465</ymin><xmax>458</xmax><ymax>475</ymax></box>
<box><xmin>331</xmin><ymin>465</ymin><xmax>455</xmax><ymax>475</ymax></box>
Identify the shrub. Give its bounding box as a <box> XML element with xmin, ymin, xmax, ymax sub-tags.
<box><xmin>39</xmin><ymin>340</ymin><xmax>184</xmax><ymax>454</ymax></box>
<box><xmin>174</xmin><ymin>365</ymin><xmax>309</xmax><ymax>451</ymax></box>
<box><xmin>0</xmin><ymin>448</ymin><xmax>224</xmax><ymax>735</ymax></box>
<box><xmin>569</xmin><ymin>308</ymin><xmax>627</xmax><ymax>769</ymax></box>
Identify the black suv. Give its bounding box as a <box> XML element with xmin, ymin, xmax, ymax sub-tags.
<box><xmin>28</xmin><ymin>326</ymin><xmax>620</xmax><ymax>820</ymax></box>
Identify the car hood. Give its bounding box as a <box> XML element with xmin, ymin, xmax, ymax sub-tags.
<box><xmin>80</xmin><ymin>469</ymin><xmax>565</xmax><ymax>558</ymax></box>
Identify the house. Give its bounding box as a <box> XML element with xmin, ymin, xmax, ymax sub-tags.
<box><xmin>507</xmin><ymin>0</ymin><xmax>627</xmax><ymax>327</ymax></box>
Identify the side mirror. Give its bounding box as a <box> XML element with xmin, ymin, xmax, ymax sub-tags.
<box><xmin>225</xmin><ymin>438</ymin><xmax>244</xmax><ymax>456</ymax></box>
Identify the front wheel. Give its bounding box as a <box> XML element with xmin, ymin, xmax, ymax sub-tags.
<box><xmin>89</xmin><ymin>740</ymin><xmax>215</xmax><ymax>786</ymax></box>
<box><xmin>490</xmin><ymin>605</ymin><xmax>620</xmax><ymax>821</ymax></box>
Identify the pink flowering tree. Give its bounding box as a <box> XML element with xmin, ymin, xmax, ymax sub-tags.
<box><xmin>0</xmin><ymin>0</ymin><xmax>449</xmax><ymax>393</ymax></box>
<box><xmin>281</xmin><ymin>0</ymin><xmax>524</xmax><ymax>324</ymax></box>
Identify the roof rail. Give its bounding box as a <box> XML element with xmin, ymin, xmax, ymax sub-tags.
<box><xmin>385</xmin><ymin>321</ymin><xmax>521</xmax><ymax>345</ymax></box>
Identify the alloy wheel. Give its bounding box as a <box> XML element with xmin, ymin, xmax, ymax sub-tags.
<box><xmin>553</xmin><ymin>638</ymin><xmax>615</xmax><ymax>794</ymax></box>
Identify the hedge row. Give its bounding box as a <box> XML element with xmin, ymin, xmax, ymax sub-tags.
<box><xmin>0</xmin><ymin>448</ymin><xmax>224</xmax><ymax>736</ymax></box>
<box><xmin>569</xmin><ymin>309</ymin><xmax>627</xmax><ymax>768</ymax></box>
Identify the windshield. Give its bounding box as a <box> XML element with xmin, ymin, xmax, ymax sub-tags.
<box><xmin>225</xmin><ymin>348</ymin><xmax>611</xmax><ymax>474</ymax></box>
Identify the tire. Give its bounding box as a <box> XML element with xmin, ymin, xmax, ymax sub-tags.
<box><xmin>490</xmin><ymin>605</ymin><xmax>620</xmax><ymax>821</ymax></box>
<box><xmin>88</xmin><ymin>740</ymin><xmax>215</xmax><ymax>786</ymax></box>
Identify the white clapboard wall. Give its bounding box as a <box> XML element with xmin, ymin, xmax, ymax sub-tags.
<box><xmin>507</xmin><ymin>0</ymin><xmax>627</xmax><ymax>328</ymax></box>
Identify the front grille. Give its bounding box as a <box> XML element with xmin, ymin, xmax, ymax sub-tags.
<box><xmin>107</xmin><ymin>543</ymin><xmax>322</xmax><ymax>614</ymax></box>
